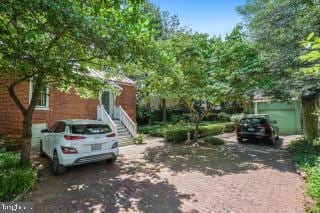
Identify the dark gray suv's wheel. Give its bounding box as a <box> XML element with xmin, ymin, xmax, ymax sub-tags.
<box><xmin>52</xmin><ymin>151</ymin><xmax>66</xmax><ymax>176</ymax></box>
<box><xmin>237</xmin><ymin>137</ymin><xmax>243</xmax><ymax>143</ymax></box>
<box><xmin>270</xmin><ymin>134</ymin><xmax>276</xmax><ymax>145</ymax></box>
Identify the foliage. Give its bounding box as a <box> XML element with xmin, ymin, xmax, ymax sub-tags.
<box><xmin>238</xmin><ymin>0</ymin><xmax>320</xmax><ymax>144</ymax></box>
<box><xmin>203</xmin><ymin>136</ymin><xmax>225</xmax><ymax>146</ymax></box>
<box><xmin>289</xmin><ymin>138</ymin><xmax>320</xmax><ymax>212</ymax></box>
<box><xmin>0</xmin><ymin>152</ymin><xmax>37</xmax><ymax>201</ymax></box>
<box><xmin>198</xmin><ymin>124</ymin><xmax>224</xmax><ymax>137</ymax></box>
<box><xmin>0</xmin><ymin>0</ymin><xmax>154</xmax><ymax>165</ymax></box>
<box><xmin>165</xmin><ymin>126</ymin><xmax>192</xmax><ymax>143</ymax></box>
<box><xmin>169</xmin><ymin>113</ymin><xmax>190</xmax><ymax>123</ymax></box>
<box><xmin>238</xmin><ymin>0</ymin><xmax>320</xmax><ymax>99</ymax></box>
<box><xmin>0</xmin><ymin>133</ymin><xmax>17</xmax><ymax>151</ymax></box>
<box><xmin>223</xmin><ymin>123</ymin><xmax>235</xmax><ymax>133</ymax></box>
<box><xmin>217</xmin><ymin>113</ymin><xmax>231</xmax><ymax>122</ymax></box>
<box><xmin>300</xmin><ymin>33</ymin><xmax>320</xmax><ymax>77</ymax></box>
<box><xmin>139</xmin><ymin>121</ymin><xmax>234</xmax><ymax>143</ymax></box>
<box><xmin>146</xmin><ymin>26</ymin><xmax>263</xmax><ymax>140</ymax></box>
<box><xmin>134</xmin><ymin>134</ymin><xmax>145</xmax><ymax>144</ymax></box>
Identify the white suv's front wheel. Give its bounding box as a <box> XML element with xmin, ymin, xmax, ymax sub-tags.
<box><xmin>52</xmin><ymin>151</ymin><xmax>66</xmax><ymax>175</ymax></box>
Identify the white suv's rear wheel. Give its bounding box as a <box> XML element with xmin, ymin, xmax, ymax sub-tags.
<box><xmin>39</xmin><ymin>141</ymin><xmax>46</xmax><ymax>157</ymax></box>
<box><xmin>105</xmin><ymin>157</ymin><xmax>117</xmax><ymax>164</ymax></box>
<box><xmin>52</xmin><ymin>151</ymin><xmax>66</xmax><ymax>175</ymax></box>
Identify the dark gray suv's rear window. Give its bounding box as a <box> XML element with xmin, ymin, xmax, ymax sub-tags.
<box><xmin>70</xmin><ymin>124</ymin><xmax>111</xmax><ymax>135</ymax></box>
<box><xmin>240</xmin><ymin>118</ymin><xmax>267</xmax><ymax>125</ymax></box>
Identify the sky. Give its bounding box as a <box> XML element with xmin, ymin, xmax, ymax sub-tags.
<box><xmin>149</xmin><ymin>0</ymin><xmax>246</xmax><ymax>37</ymax></box>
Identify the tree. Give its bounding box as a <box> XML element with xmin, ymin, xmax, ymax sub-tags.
<box><xmin>299</xmin><ymin>33</ymin><xmax>320</xmax><ymax>142</ymax></box>
<box><xmin>132</xmin><ymin>3</ymin><xmax>182</xmax><ymax>123</ymax></box>
<box><xmin>0</xmin><ymin>0</ymin><xmax>152</xmax><ymax>166</ymax></box>
<box><xmin>157</xmin><ymin>27</ymin><xmax>264</xmax><ymax>141</ymax></box>
<box><xmin>238</xmin><ymin>0</ymin><xmax>320</xmax><ymax>142</ymax></box>
<box><xmin>300</xmin><ymin>33</ymin><xmax>320</xmax><ymax>77</ymax></box>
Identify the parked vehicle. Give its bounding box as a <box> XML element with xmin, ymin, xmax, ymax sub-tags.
<box><xmin>236</xmin><ymin>114</ymin><xmax>279</xmax><ymax>144</ymax></box>
<box><xmin>40</xmin><ymin>120</ymin><xmax>119</xmax><ymax>175</ymax></box>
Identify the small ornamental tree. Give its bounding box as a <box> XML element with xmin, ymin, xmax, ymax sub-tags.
<box><xmin>159</xmin><ymin>27</ymin><xmax>264</xmax><ymax>142</ymax></box>
<box><xmin>0</xmin><ymin>0</ymin><xmax>152</xmax><ymax>166</ymax></box>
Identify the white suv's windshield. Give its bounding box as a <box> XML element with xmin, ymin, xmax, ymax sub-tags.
<box><xmin>70</xmin><ymin>124</ymin><xmax>111</xmax><ymax>135</ymax></box>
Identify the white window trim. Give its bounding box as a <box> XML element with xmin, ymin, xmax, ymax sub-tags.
<box><xmin>29</xmin><ymin>80</ymin><xmax>49</xmax><ymax>110</ymax></box>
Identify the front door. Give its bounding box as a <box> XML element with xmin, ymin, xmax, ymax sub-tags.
<box><xmin>101</xmin><ymin>91</ymin><xmax>111</xmax><ymax>113</ymax></box>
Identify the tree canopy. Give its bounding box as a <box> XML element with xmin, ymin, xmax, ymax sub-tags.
<box><xmin>0</xmin><ymin>0</ymin><xmax>153</xmax><ymax>165</ymax></box>
<box><xmin>238</xmin><ymin>0</ymin><xmax>320</xmax><ymax>99</ymax></box>
<box><xmin>145</xmin><ymin>26</ymin><xmax>264</xmax><ymax>140</ymax></box>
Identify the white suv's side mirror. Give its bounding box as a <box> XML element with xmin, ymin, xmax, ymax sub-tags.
<box><xmin>273</xmin><ymin>120</ymin><xmax>278</xmax><ymax>124</ymax></box>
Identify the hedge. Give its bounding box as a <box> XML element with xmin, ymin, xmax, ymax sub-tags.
<box><xmin>139</xmin><ymin>122</ymin><xmax>234</xmax><ymax>143</ymax></box>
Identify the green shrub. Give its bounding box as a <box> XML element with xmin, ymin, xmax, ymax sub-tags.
<box><xmin>0</xmin><ymin>133</ymin><xmax>16</xmax><ymax>151</ymax></box>
<box><xmin>203</xmin><ymin>136</ymin><xmax>225</xmax><ymax>145</ymax></box>
<box><xmin>289</xmin><ymin>138</ymin><xmax>320</xmax><ymax>212</ymax></box>
<box><xmin>223</xmin><ymin>122</ymin><xmax>235</xmax><ymax>133</ymax></box>
<box><xmin>169</xmin><ymin>114</ymin><xmax>184</xmax><ymax>123</ymax></box>
<box><xmin>165</xmin><ymin>127</ymin><xmax>193</xmax><ymax>143</ymax></box>
<box><xmin>0</xmin><ymin>152</ymin><xmax>20</xmax><ymax>170</ymax></box>
<box><xmin>202</xmin><ymin>112</ymin><xmax>218</xmax><ymax>121</ymax></box>
<box><xmin>199</xmin><ymin>124</ymin><xmax>224</xmax><ymax>137</ymax></box>
<box><xmin>0</xmin><ymin>152</ymin><xmax>37</xmax><ymax>201</ymax></box>
<box><xmin>134</xmin><ymin>134</ymin><xmax>145</xmax><ymax>145</ymax></box>
<box><xmin>139</xmin><ymin>121</ymin><xmax>234</xmax><ymax>143</ymax></box>
<box><xmin>217</xmin><ymin>112</ymin><xmax>231</xmax><ymax>122</ymax></box>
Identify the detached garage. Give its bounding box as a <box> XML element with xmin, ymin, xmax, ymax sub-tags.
<box><xmin>253</xmin><ymin>99</ymin><xmax>302</xmax><ymax>135</ymax></box>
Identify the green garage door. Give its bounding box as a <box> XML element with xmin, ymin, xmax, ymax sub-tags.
<box><xmin>260</xmin><ymin>109</ymin><xmax>297</xmax><ymax>135</ymax></box>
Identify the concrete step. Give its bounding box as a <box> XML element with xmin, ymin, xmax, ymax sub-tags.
<box><xmin>117</xmin><ymin>127</ymin><xmax>128</xmax><ymax>130</ymax></box>
<box><xmin>118</xmin><ymin>134</ymin><xmax>130</xmax><ymax>138</ymax></box>
<box><xmin>118</xmin><ymin>137</ymin><xmax>133</xmax><ymax>141</ymax></box>
<box><xmin>117</xmin><ymin>128</ymin><xmax>128</xmax><ymax>132</ymax></box>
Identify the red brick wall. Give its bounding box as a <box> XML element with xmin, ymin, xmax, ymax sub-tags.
<box><xmin>0</xmin><ymin>79</ymin><xmax>99</xmax><ymax>139</ymax></box>
<box><xmin>0</xmin><ymin>79</ymin><xmax>136</xmax><ymax>140</ymax></box>
<box><xmin>115</xmin><ymin>84</ymin><xmax>136</xmax><ymax>122</ymax></box>
<box><xmin>0</xmin><ymin>79</ymin><xmax>29</xmax><ymax>140</ymax></box>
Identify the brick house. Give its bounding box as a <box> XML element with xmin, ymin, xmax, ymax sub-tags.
<box><xmin>0</xmin><ymin>72</ymin><xmax>137</xmax><ymax>146</ymax></box>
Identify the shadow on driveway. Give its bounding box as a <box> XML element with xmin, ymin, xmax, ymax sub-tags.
<box><xmin>143</xmin><ymin>137</ymin><xmax>295</xmax><ymax>177</ymax></box>
<box><xmin>27</xmin><ymin>154</ymin><xmax>189</xmax><ymax>213</ymax></box>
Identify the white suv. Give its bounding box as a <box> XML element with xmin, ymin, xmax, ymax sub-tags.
<box><xmin>40</xmin><ymin>120</ymin><xmax>119</xmax><ymax>175</ymax></box>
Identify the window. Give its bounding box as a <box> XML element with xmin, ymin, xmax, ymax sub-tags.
<box><xmin>29</xmin><ymin>80</ymin><xmax>49</xmax><ymax>109</ymax></box>
<box><xmin>70</xmin><ymin>124</ymin><xmax>111</xmax><ymax>135</ymax></box>
<box><xmin>54</xmin><ymin>122</ymin><xmax>66</xmax><ymax>133</ymax></box>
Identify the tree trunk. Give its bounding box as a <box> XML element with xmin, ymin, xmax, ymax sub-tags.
<box><xmin>301</xmin><ymin>95</ymin><xmax>319</xmax><ymax>144</ymax></box>
<box><xmin>20</xmin><ymin>113</ymin><xmax>33</xmax><ymax>166</ymax></box>
<box><xmin>193</xmin><ymin>116</ymin><xmax>201</xmax><ymax>142</ymax></box>
<box><xmin>161</xmin><ymin>99</ymin><xmax>167</xmax><ymax>122</ymax></box>
<box><xmin>7</xmin><ymin>77</ymin><xmax>41</xmax><ymax>166</ymax></box>
<box><xmin>147</xmin><ymin>103</ymin><xmax>152</xmax><ymax>125</ymax></box>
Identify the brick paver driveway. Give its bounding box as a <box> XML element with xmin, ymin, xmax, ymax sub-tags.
<box><xmin>26</xmin><ymin>134</ymin><xmax>306</xmax><ymax>213</ymax></box>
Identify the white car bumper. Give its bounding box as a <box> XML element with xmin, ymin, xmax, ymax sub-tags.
<box><xmin>58</xmin><ymin>148</ymin><xmax>119</xmax><ymax>166</ymax></box>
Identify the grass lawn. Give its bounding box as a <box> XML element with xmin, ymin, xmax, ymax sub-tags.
<box><xmin>138</xmin><ymin>121</ymin><xmax>234</xmax><ymax>143</ymax></box>
<box><xmin>288</xmin><ymin>139</ymin><xmax>320</xmax><ymax>212</ymax></box>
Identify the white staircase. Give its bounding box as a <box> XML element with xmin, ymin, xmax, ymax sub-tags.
<box><xmin>97</xmin><ymin>105</ymin><xmax>136</xmax><ymax>147</ymax></box>
<box><xmin>113</xmin><ymin>120</ymin><xmax>134</xmax><ymax>146</ymax></box>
